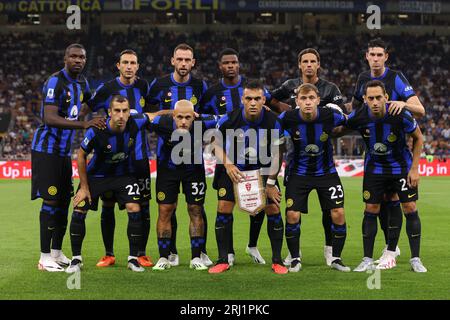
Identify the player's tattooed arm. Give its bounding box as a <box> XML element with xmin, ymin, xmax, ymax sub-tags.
<box><xmin>145</xmin><ymin>109</ymin><xmax>173</xmax><ymax>122</ymax></box>
<box><xmin>408</xmin><ymin>126</ymin><xmax>424</xmax><ymax>188</ymax></box>
<box><xmin>388</xmin><ymin>96</ymin><xmax>425</xmax><ymax>118</ymax></box>
<box><xmin>44</xmin><ymin>105</ymin><xmax>106</xmax><ymax>130</ymax></box>
<box><xmin>73</xmin><ymin>148</ymin><xmax>91</xmax><ymax>207</ymax></box>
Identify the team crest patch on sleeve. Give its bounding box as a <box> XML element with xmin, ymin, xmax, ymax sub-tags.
<box><xmin>190</xmin><ymin>96</ymin><xmax>198</xmax><ymax>105</ymax></box>
<box><xmin>387</xmin><ymin>133</ymin><xmax>397</xmax><ymax>143</ymax></box>
<box><xmin>140</xmin><ymin>96</ymin><xmax>145</xmax><ymax>107</ymax></box>
<box><xmin>320</xmin><ymin>132</ymin><xmax>329</xmax><ymax>142</ymax></box>
<box><xmin>48</xmin><ymin>186</ymin><xmax>58</xmax><ymax>196</ymax></box>
<box><xmin>47</xmin><ymin>88</ymin><xmax>54</xmax><ymax>99</ymax></box>
<box><xmin>363</xmin><ymin>191</ymin><xmax>371</xmax><ymax>200</ymax></box>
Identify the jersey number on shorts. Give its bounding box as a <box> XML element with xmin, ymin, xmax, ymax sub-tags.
<box><xmin>191</xmin><ymin>182</ymin><xmax>205</xmax><ymax>195</ymax></box>
<box><xmin>329</xmin><ymin>185</ymin><xmax>344</xmax><ymax>199</ymax></box>
<box><xmin>126</xmin><ymin>183</ymin><xmax>141</xmax><ymax>195</ymax></box>
<box><xmin>138</xmin><ymin>178</ymin><xmax>151</xmax><ymax>192</ymax></box>
<box><xmin>399</xmin><ymin>178</ymin><xmax>408</xmax><ymax>191</ymax></box>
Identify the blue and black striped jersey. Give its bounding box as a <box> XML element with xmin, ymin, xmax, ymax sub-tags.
<box><xmin>150</xmin><ymin>114</ymin><xmax>218</xmax><ymax>170</ymax></box>
<box><xmin>80</xmin><ymin>114</ymin><xmax>150</xmax><ymax>178</ymax></box>
<box><xmin>32</xmin><ymin>68</ymin><xmax>91</xmax><ymax>157</ymax></box>
<box><xmin>346</xmin><ymin>104</ymin><xmax>417</xmax><ymax>175</ymax></box>
<box><xmin>279</xmin><ymin>108</ymin><xmax>346</xmax><ymax>176</ymax></box>
<box><xmin>87</xmin><ymin>77</ymin><xmax>150</xmax><ymax>160</ymax></box>
<box><xmin>199</xmin><ymin>76</ymin><xmax>272</xmax><ymax>115</ymax></box>
<box><xmin>146</xmin><ymin>73</ymin><xmax>207</xmax><ymax>111</ymax></box>
<box><xmin>216</xmin><ymin>108</ymin><xmax>284</xmax><ymax>172</ymax></box>
<box><xmin>353</xmin><ymin>68</ymin><xmax>416</xmax><ymax>103</ymax></box>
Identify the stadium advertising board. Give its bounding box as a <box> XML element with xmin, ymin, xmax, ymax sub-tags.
<box><xmin>0</xmin><ymin>0</ymin><xmax>104</xmax><ymax>13</ymax></box>
<box><xmin>1</xmin><ymin>159</ymin><xmax>448</xmax><ymax>179</ymax></box>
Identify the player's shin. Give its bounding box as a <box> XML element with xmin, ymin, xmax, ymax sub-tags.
<box><xmin>285</xmin><ymin>219</ymin><xmax>301</xmax><ymax>259</ymax></box>
<box><xmin>69</xmin><ymin>211</ymin><xmax>87</xmax><ymax>256</ymax></box>
<box><xmin>362</xmin><ymin>212</ymin><xmax>378</xmax><ymax>258</ymax></box>
<box><xmin>40</xmin><ymin>203</ymin><xmax>58</xmax><ymax>254</ymax></box>
<box><xmin>267</xmin><ymin>213</ymin><xmax>284</xmax><ymax>263</ymax></box>
<box><xmin>215</xmin><ymin>213</ymin><xmax>233</xmax><ymax>263</ymax></box>
<box><xmin>331</xmin><ymin>223</ymin><xmax>347</xmax><ymax>258</ymax></box>
<box><xmin>51</xmin><ymin>204</ymin><xmax>69</xmax><ymax>251</ymax></box>
<box><xmin>101</xmin><ymin>206</ymin><xmax>115</xmax><ymax>256</ymax></box>
<box><xmin>170</xmin><ymin>209</ymin><xmax>178</xmax><ymax>254</ymax></box>
<box><xmin>387</xmin><ymin>200</ymin><xmax>402</xmax><ymax>252</ymax></box>
<box><xmin>405</xmin><ymin>210</ymin><xmax>421</xmax><ymax>258</ymax></box>
<box><xmin>322</xmin><ymin>210</ymin><xmax>332</xmax><ymax>247</ymax></box>
<box><xmin>139</xmin><ymin>204</ymin><xmax>150</xmax><ymax>256</ymax></box>
<box><xmin>249</xmin><ymin>211</ymin><xmax>265</xmax><ymax>247</ymax></box>
<box><xmin>127</xmin><ymin>211</ymin><xmax>143</xmax><ymax>258</ymax></box>
<box><xmin>201</xmin><ymin>206</ymin><xmax>208</xmax><ymax>254</ymax></box>
<box><xmin>379</xmin><ymin>201</ymin><xmax>389</xmax><ymax>244</ymax></box>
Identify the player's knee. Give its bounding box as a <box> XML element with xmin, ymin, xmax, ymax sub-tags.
<box><xmin>365</xmin><ymin>203</ymin><xmax>380</xmax><ymax>213</ymax></box>
<box><xmin>125</xmin><ymin>202</ymin><xmax>140</xmax><ymax>213</ymax></box>
<box><xmin>158</xmin><ymin>204</ymin><xmax>176</xmax><ymax>221</ymax></box>
<box><xmin>265</xmin><ymin>204</ymin><xmax>279</xmax><ymax>215</ymax></box>
<box><xmin>217</xmin><ymin>200</ymin><xmax>234</xmax><ymax>213</ymax></box>
<box><xmin>401</xmin><ymin>201</ymin><xmax>416</xmax><ymax>213</ymax></box>
<box><xmin>187</xmin><ymin>204</ymin><xmax>202</xmax><ymax>218</ymax></box>
<box><xmin>286</xmin><ymin>210</ymin><xmax>300</xmax><ymax>224</ymax></box>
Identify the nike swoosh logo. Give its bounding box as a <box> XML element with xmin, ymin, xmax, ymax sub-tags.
<box><xmin>131</xmin><ymin>234</ymin><xmax>141</xmax><ymax>237</ymax></box>
<box><xmin>133</xmin><ymin>197</ymin><xmax>140</xmax><ymax>200</ymax></box>
<box><xmin>143</xmin><ymin>193</ymin><xmax>150</xmax><ymax>197</ymax></box>
<box><xmin>334</xmin><ymin>235</ymin><xmax>346</xmax><ymax>239</ymax></box>
<box><xmin>336</xmin><ymin>200</ymin><xmax>343</xmax><ymax>204</ymax></box>
<box><xmin>164</xmin><ymin>99</ymin><xmax>172</xmax><ymax>103</ymax></box>
<box><xmin>219</xmin><ymin>102</ymin><xmax>226</xmax><ymax>107</ymax></box>
<box><xmin>70</xmin><ymin>233</ymin><xmax>81</xmax><ymax>236</ymax></box>
<box><xmin>66</xmin><ymin>98</ymin><xmax>71</xmax><ymax>103</ymax></box>
<box><xmin>411</xmin><ymin>234</ymin><xmax>421</xmax><ymax>237</ymax></box>
<box><xmin>48</xmin><ymin>227</ymin><xmax>55</xmax><ymax>231</ymax></box>
<box><xmin>363</xmin><ymin>134</ymin><xmax>371</xmax><ymax>138</ymax></box>
<box><xmin>408</xmin><ymin>194</ymin><xmax>416</xmax><ymax>198</ymax></box>
<box><xmin>285</xmin><ymin>236</ymin><xmax>295</xmax><ymax>239</ymax></box>
<box><xmin>195</xmin><ymin>197</ymin><xmax>204</xmax><ymax>201</ymax></box>
<box><xmin>274</xmin><ymin>227</ymin><xmax>283</xmax><ymax>231</ymax></box>
<box><xmin>215</xmin><ymin>226</ymin><xmax>225</xmax><ymax>230</ymax></box>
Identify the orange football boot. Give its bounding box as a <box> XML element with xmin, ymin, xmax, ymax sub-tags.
<box><xmin>272</xmin><ymin>263</ymin><xmax>288</xmax><ymax>274</ymax></box>
<box><xmin>208</xmin><ymin>263</ymin><xmax>230</xmax><ymax>274</ymax></box>
<box><xmin>96</xmin><ymin>255</ymin><xmax>116</xmax><ymax>267</ymax></box>
<box><xmin>138</xmin><ymin>256</ymin><xmax>154</xmax><ymax>267</ymax></box>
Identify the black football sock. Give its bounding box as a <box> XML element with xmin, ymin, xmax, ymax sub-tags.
<box><xmin>228</xmin><ymin>217</ymin><xmax>235</xmax><ymax>255</ymax></box>
<box><xmin>267</xmin><ymin>213</ymin><xmax>284</xmax><ymax>264</ymax></box>
<box><xmin>101</xmin><ymin>206</ymin><xmax>115</xmax><ymax>256</ymax></box>
<box><xmin>322</xmin><ymin>209</ymin><xmax>332</xmax><ymax>247</ymax></box>
<box><xmin>285</xmin><ymin>221</ymin><xmax>301</xmax><ymax>259</ymax></box>
<box><xmin>51</xmin><ymin>204</ymin><xmax>69</xmax><ymax>250</ymax></box>
<box><xmin>201</xmin><ymin>206</ymin><xmax>208</xmax><ymax>254</ymax></box>
<box><xmin>157</xmin><ymin>238</ymin><xmax>171</xmax><ymax>259</ymax></box>
<box><xmin>70</xmin><ymin>211</ymin><xmax>87</xmax><ymax>257</ymax></box>
<box><xmin>215</xmin><ymin>212</ymin><xmax>233</xmax><ymax>264</ymax></box>
<box><xmin>170</xmin><ymin>209</ymin><xmax>178</xmax><ymax>254</ymax></box>
<box><xmin>138</xmin><ymin>204</ymin><xmax>150</xmax><ymax>257</ymax></box>
<box><xmin>379</xmin><ymin>201</ymin><xmax>389</xmax><ymax>244</ymax></box>
<box><xmin>331</xmin><ymin>223</ymin><xmax>347</xmax><ymax>258</ymax></box>
<box><xmin>40</xmin><ymin>203</ymin><xmax>58</xmax><ymax>254</ymax></box>
<box><xmin>248</xmin><ymin>211</ymin><xmax>265</xmax><ymax>247</ymax></box>
<box><xmin>387</xmin><ymin>200</ymin><xmax>402</xmax><ymax>252</ymax></box>
<box><xmin>405</xmin><ymin>211</ymin><xmax>421</xmax><ymax>258</ymax></box>
<box><xmin>191</xmin><ymin>236</ymin><xmax>205</xmax><ymax>259</ymax></box>
<box><xmin>362</xmin><ymin>211</ymin><xmax>378</xmax><ymax>258</ymax></box>
<box><xmin>127</xmin><ymin>212</ymin><xmax>143</xmax><ymax>257</ymax></box>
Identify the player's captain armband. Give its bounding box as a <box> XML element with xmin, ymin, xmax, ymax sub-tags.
<box><xmin>47</xmin><ymin>88</ymin><xmax>54</xmax><ymax>99</ymax></box>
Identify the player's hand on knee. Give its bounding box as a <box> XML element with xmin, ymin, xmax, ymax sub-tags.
<box><xmin>85</xmin><ymin>117</ymin><xmax>107</xmax><ymax>130</ymax></box>
<box><xmin>407</xmin><ymin>169</ymin><xmax>419</xmax><ymax>188</ymax></box>
<box><xmin>73</xmin><ymin>188</ymin><xmax>91</xmax><ymax>207</ymax></box>
<box><xmin>265</xmin><ymin>185</ymin><xmax>281</xmax><ymax>208</ymax></box>
<box><xmin>388</xmin><ymin>101</ymin><xmax>406</xmax><ymax>116</ymax></box>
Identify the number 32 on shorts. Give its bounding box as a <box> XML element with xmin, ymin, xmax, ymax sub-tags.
<box><xmin>329</xmin><ymin>185</ymin><xmax>343</xmax><ymax>200</ymax></box>
<box><xmin>191</xmin><ymin>182</ymin><xmax>205</xmax><ymax>196</ymax></box>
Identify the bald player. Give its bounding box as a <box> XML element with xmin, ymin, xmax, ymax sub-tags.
<box><xmin>149</xmin><ymin>100</ymin><xmax>218</xmax><ymax>271</ymax></box>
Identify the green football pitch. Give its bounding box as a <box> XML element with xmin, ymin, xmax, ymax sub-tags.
<box><xmin>0</xmin><ymin>177</ymin><xmax>449</xmax><ymax>300</ymax></box>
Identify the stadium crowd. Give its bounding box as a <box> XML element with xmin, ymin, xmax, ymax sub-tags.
<box><xmin>0</xmin><ymin>29</ymin><xmax>448</xmax><ymax>160</ymax></box>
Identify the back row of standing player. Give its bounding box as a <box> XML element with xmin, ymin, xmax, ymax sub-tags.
<box><xmin>33</xmin><ymin>38</ymin><xmax>426</xmax><ymax>273</ymax></box>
